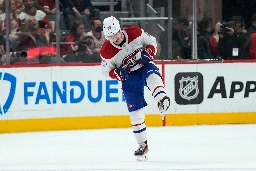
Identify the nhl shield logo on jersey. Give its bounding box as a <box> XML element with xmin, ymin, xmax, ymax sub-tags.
<box><xmin>175</xmin><ymin>72</ymin><xmax>204</xmax><ymax>105</ymax></box>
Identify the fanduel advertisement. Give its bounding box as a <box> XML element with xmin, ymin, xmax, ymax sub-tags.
<box><xmin>1</xmin><ymin>63</ymin><xmax>256</xmax><ymax>119</ymax></box>
<box><xmin>0</xmin><ymin>66</ymin><xmax>129</xmax><ymax>119</ymax></box>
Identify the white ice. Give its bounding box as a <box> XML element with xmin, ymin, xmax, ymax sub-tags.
<box><xmin>1</xmin><ymin>124</ymin><xmax>256</xmax><ymax>171</ymax></box>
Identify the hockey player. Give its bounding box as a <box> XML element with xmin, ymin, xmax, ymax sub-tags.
<box><xmin>100</xmin><ymin>16</ymin><xmax>170</xmax><ymax>161</ymax></box>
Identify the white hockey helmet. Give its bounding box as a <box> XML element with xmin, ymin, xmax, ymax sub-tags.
<box><xmin>103</xmin><ymin>16</ymin><xmax>121</xmax><ymax>37</ymax></box>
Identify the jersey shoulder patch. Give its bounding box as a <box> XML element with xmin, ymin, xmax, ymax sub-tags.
<box><xmin>124</xmin><ymin>26</ymin><xmax>142</xmax><ymax>43</ymax></box>
<box><xmin>100</xmin><ymin>41</ymin><xmax>120</xmax><ymax>59</ymax></box>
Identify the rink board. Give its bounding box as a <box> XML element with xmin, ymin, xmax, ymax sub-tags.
<box><xmin>0</xmin><ymin>61</ymin><xmax>256</xmax><ymax>133</ymax></box>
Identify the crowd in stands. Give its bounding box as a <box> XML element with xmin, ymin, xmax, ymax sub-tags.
<box><xmin>0</xmin><ymin>0</ymin><xmax>103</xmax><ymax>64</ymax></box>
<box><xmin>159</xmin><ymin>14</ymin><xmax>256</xmax><ymax>60</ymax></box>
<box><xmin>0</xmin><ymin>0</ymin><xmax>256</xmax><ymax>65</ymax></box>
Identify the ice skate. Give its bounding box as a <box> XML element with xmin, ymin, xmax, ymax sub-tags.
<box><xmin>134</xmin><ymin>142</ymin><xmax>149</xmax><ymax>161</ymax></box>
<box><xmin>158</xmin><ymin>96</ymin><xmax>170</xmax><ymax>119</ymax></box>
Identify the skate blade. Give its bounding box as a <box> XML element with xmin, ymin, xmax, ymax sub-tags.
<box><xmin>137</xmin><ymin>153</ymin><xmax>148</xmax><ymax>162</ymax></box>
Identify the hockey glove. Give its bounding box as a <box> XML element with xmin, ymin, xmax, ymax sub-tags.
<box><xmin>109</xmin><ymin>68</ymin><xmax>123</xmax><ymax>81</ymax></box>
<box><xmin>118</xmin><ymin>65</ymin><xmax>129</xmax><ymax>81</ymax></box>
<box><xmin>136</xmin><ymin>48</ymin><xmax>154</xmax><ymax>65</ymax></box>
<box><xmin>141</xmin><ymin>50</ymin><xmax>151</xmax><ymax>64</ymax></box>
<box><xmin>109</xmin><ymin>66</ymin><xmax>129</xmax><ymax>81</ymax></box>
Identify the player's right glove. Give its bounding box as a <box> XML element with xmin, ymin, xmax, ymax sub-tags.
<box><xmin>118</xmin><ymin>65</ymin><xmax>129</xmax><ymax>80</ymax></box>
<box><xmin>109</xmin><ymin>66</ymin><xmax>129</xmax><ymax>81</ymax></box>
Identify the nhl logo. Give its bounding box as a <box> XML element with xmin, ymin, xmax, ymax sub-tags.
<box><xmin>179</xmin><ymin>76</ymin><xmax>199</xmax><ymax>100</ymax></box>
<box><xmin>175</xmin><ymin>72</ymin><xmax>203</xmax><ymax>105</ymax></box>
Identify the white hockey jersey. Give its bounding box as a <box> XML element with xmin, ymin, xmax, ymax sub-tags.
<box><xmin>100</xmin><ymin>26</ymin><xmax>157</xmax><ymax>78</ymax></box>
<box><xmin>18</xmin><ymin>10</ymin><xmax>52</xmax><ymax>30</ymax></box>
<box><xmin>87</xmin><ymin>31</ymin><xmax>106</xmax><ymax>49</ymax></box>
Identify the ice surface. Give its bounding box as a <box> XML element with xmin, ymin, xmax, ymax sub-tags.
<box><xmin>0</xmin><ymin>124</ymin><xmax>256</xmax><ymax>170</ymax></box>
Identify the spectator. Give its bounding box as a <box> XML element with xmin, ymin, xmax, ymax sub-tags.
<box><xmin>18</xmin><ymin>0</ymin><xmax>52</xmax><ymax>31</ymax></box>
<box><xmin>64</xmin><ymin>35</ymin><xmax>101</xmax><ymax>63</ymax></box>
<box><xmin>0</xmin><ymin>0</ymin><xmax>19</xmax><ymax>34</ymax></box>
<box><xmin>211</xmin><ymin>22</ymin><xmax>222</xmax><ymax>57</ymax></box>
<box><xmin>16</xmin><ymin>0</ymin><xmax>25</xmax><ymax>14</ymax></box>
<box><xmin>212</xmin><ymin>22</ymin><xmax>222</xmax><ymax>43</ymax></box>
<box><xmin>247</xmin><ymin>13</ymin><xmax>256</xmax><ymax>59</ymax></box>
<box><xmin>59</xmin><ymin>0</ymin><xmax>68</xmax><ymax>12</ymax></box>
<box><xmin>248</xmin><ymin>13</ymin><xmax>256</xmax><ymax>34</ymax></box>
<box><xmin>60</xmin><ymin>19</ymin><xmax>87</xmax><ymax>57</ymax></box>
<box><xmin>18</xmin><ymin>16</ymin><xmax>54</xmax><ymax>50</ymax></box>
<box><xmin>86</xmin><ymin>17</ymin><xmax>105</xmax><ymax>53</ymax></box>
<box><xmin>159</xmin><ymin>17</ymin><xmax>191</xmax><ymax>59</ymax></box>
<box><xmin>217</xmin><ymin>16</ymin><xmax>250</xmax><ymax>60</ymax></box>
<box><xmin>18</xmin><ymin>16</ymin><xmax>63</xmax><ymax>63</ymax></box>
<box><xmin>197</xmin><ymin>17</ymin><xmax>216</xmax><ymax>59</ymax></box>
<box><xmin>0</xmin><ymin>40</ymin><xmax>6</xmax><ymax>64</ymax></box>
<box><xmin>59</xmin><ymin>0</ymin><xmax>70</xmax><ymax>29</ymax></box>
<box><xmin>0</xmin><ymin>41</ymin><xmax>16</xmax><ymax>65</ymax></box>
<box><xmin>65</xmin><ymin>0</ymin><xmax>100</xmax><ymax>29</ymax></box>
<box><xmin>68</xmin><ymin>0</ymin><xmax>100</xmax><ymax>19</ymax></box>
<box><xmin>0</xmin><ymin>0</ymin><xmax>21</xmax><ymax>51</ymax></box>
<box><xmin>38</xmin><ymin>0</ymin><xmax>56</xmax><ymax>15</ymax></box>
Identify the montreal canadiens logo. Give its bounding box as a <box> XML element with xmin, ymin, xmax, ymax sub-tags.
<box><xmin>179</xmin><ymin>76</ymin><xmax>199</xmax><ymax>101</ymax></box>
